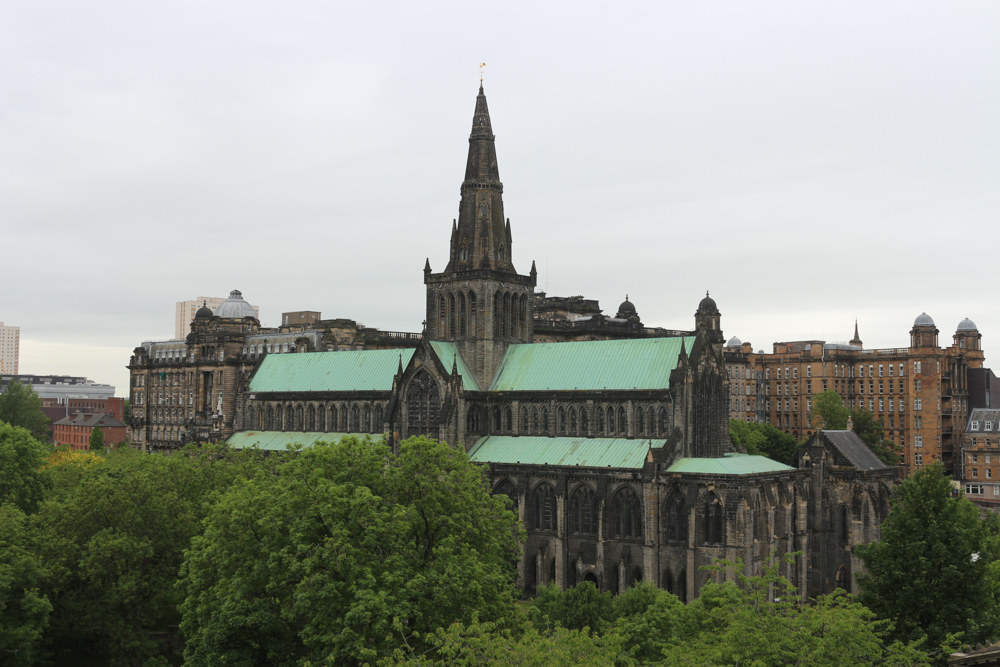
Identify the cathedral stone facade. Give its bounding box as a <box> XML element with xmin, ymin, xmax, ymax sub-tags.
<box><xmin>131</xmin><ymin>85</ymin><xmax>896</xmax><ymax>600</ymax></box>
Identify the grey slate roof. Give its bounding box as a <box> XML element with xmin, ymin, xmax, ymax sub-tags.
<box><xmin>968</xmin><ymin>408</ymin><xmax>1000</xmax><ymax>432</ymax></box>
<box><xmin>821</xmin><ymin>430</ymin><xmax>886</xmax><ymax>470</ymax></box>
<box><xmin>54</xmin><ymin>412</ymin><xmax>126</xmax><ymax>428</ymax></box>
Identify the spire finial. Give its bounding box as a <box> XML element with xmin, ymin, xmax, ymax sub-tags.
<box><xmin>706</xmin><ymin>290</ymin><xmax>710</xmax><ymax>298</ymax></box>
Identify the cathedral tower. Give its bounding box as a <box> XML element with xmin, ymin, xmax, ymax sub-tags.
<box><xmin>424</xmin><ymin>85</ymin><xmax>536</xmax><ymax>387</ymax></box>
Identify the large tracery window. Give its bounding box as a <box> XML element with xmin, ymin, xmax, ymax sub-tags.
<box><xmin>705</xmin><ymin>493</ymin><xmax>724</xmax><ymax>544</ymax></box>
<box><xmin>570</xmin><ymin>485</ymin><xmax>598</xmax><ymax>534</ymax></box>
<box><xmin>406</xmin><ymin>371</ymin><xmax>440</xmax><ymax>435</ymax></box>
<box><xmin>612</xmin><ymin>487</ymin><xmax>643</xmax><ymax>539</ymax></box>
<box><xmin>533</xmin><ymin>484</ymin><xmax>557</xmax><ymax>531</ymax></box>
<box><xmin>664</xmin><ymin>491</ymin><xmax>688</xmax><ymax>543</ymax></box>
<box><xmin>307</xmin><ymin>404</ymin><xmax>316</xmax><ymax>431</ymax></box>
<box><xmin>494</xmin><ymin>479</ymin><xmax>518</xmax><ymax>512</ymax></box>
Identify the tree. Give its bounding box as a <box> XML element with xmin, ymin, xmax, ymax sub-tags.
<box><xmin>530</xmin><ymin>581</ymin><xmax>614</xmax><ymax>633</ymax></box>
<box><xmin>857</xmin><ymin>464</ymin><xmax>1000</xmax><ymax>661</ymax></box>
<box><xmin>0</xmin><ymin>381</ymin><xmax>49</xmax><ymax>442</ymax></box>
<box><xmin>810</xmin><ymin>390</ymin><xmax>850</xmax><ymax>430</ymax></box>
<box><xmin>850</xmin><ymin>409</ymin><xmax>901</xmax><ymax>466</ymax></box>
<box><xmin>0</xmin><ymin>506</ymin><xmax>51</xmax><ymax>667</ymax></box>
<box><xmin>729</xmin><ymin>420</ymin><xmax>799</xmax><ymax>465</ymax></box>
<box><xmin>0</xmin><ymin>421</ymin><xmax>50</xmax><ymax>514</ymax></box>
<box><xmin>179</xmin><ymin>436</ymin><xmax>521</xmax><ymax>667</ymax></box>
<box><xmin>87</xmin><ymin>427</ymin><xmax>104</xmax><ymax>452</ymax></box>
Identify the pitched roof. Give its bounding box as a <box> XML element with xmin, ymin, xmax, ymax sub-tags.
<box><xmin>488</xmin><ymin>337</ymin><xmax>695</xmax><ymax>392</ymax></box>
<box><xmin>667</xmin><ymin>453</ymin><xmax>795</xmax><ymax>475</ymax></box>
<box><xmin>249</xmin><ymin>349</ymin><xmax>414</xmax><ymax>393</ymax></box>
<box><xmin>821</xmin><ymin>430</ymin><xmax>887</xmax><ymax>470</ymax></box>
<box><xmin>54</xmin><ymin>412</ymin><xmax>125</xmax><ymax>428</ymax></box>
<box><xmin>225</xmin><ymin>430</ymin><xmax>384</xmax><ymax>450</ymax></box>
<box><xmin>468</xmin><ymin>436</ymin><xmax>660</xmax><ymax>469</ymax></box>
<box><xmin>428</xmin><ymin>342</ymin><xmax>479</xmax><ymax>390</ymax></box>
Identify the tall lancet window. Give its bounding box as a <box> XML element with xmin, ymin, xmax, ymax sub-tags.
<box><xmin>406</xmin><ymin>371</ymin><xmax>440</xmax><ymax>435</ymax></box>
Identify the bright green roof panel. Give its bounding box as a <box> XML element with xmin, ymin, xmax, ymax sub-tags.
<box><xmin>489</xmin><ymin>337</ymin><xmax>695</xmax><ymax>392</ymax></box>
<box><xmin>249</xmin><ymin>349</ymin><xmax>414</xmax><ymax>393</ymax></box>
<box><xmin>225</xmin><ymin>430</ymin><xmax>384</xmax><ymax>451</ymax></box>
<box><xmin>667</xmin><ymin>453</ymin><xmax>795</xmax><ymax>475</ymax></box>
<box><xmin>428</xmin><ymin>342</ymin><xmax>479</xmax><ymax>391</ymax></box>
<box><xmin>468</xmin><ymin>436</ymin><xmax>663</xmax><ymax>469</ymax></box>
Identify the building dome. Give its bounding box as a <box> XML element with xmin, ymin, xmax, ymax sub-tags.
<box><xmin>726</xmin><ymin>336</ymin><xmax>742</xmax><ymax>348</ymax></box>
<box><xmin>195</xmin><ymin>301</ymin><xmax>214</xmax><ymax>319</ymax></box>
<box><xmin>698</xmin><ymin>291</ymin><xmax>719</xmax><ymax>314</ymax></box>
<box><xmin>913</xmin><ymin>312</ymin><xmax>935</xmax><ymax>327</ymax></box>
<box><xmin>957</xmin><ymin>317</ymin><xmax>978</xmax><ymax>332</ymax></box>
<box><xmin>214</xmin><ymin>290</ymin><xmax>257</xmax><ymax>319</ymax></box>
<box><xmin>616</xmin><ymin>295</ymin><xmax>637</xmax><ymax>318</ymax></box>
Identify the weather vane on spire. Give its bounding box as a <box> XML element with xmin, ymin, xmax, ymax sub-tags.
<box><xmin>479</xmin><ymin>62</ymin><xmax>486</xmax><ymax>82</ymax></box>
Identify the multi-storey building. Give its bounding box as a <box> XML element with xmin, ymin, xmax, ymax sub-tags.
<box><xmin>723</xmin><ymin>338</ymin><xmax>763</xmax><ymax>424</ymax></box>
<box><xmin>175</xmin><ymin>296</ymin><xmax>260</xmax><ymax>339</ymax></box>
<box><xmin>728</xmin><ymin>317</ymin><xmax>986</xmax><ymax>475</ymax></box>
<box><xmin>53</xmin><ymin>412</ymin><xmax>127</xmax><ymax>450</ymax></box>
<box><xmin>0</xmin><ymin>322</ymin><xmax>19</xmax><ymax>374</ymax></box>
<box><xmin>959</xmin><ymin>407</ymin><xmax>1000</xmax><ymax>501</ymax></box>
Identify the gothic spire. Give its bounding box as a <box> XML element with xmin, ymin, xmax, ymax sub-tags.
<box><xmin>445</xmin><ymin>85</ymin><xmax>512</xmax><ymax>274</ymax></box>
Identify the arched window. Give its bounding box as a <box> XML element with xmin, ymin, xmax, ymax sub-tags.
<box><xmin>329</xmin><ymin>406</ymin><xmax>338</xmax><ymax>430</ymax></box>
<box><xmin>533</xmin><ymin>484</ymin><xmax>557</xmax><ymax>531</ymax></box>
<box><xmin>351</xmin><ymin>405</ymin><xmax>360</xmax><ymax>431</ymax></box>
<box><xmin>374</xmin><ymin>404</ymin><xmax>383</xmax><ymax>429</ymax></box>
<box><xmin>307</xmin><ymin>404</ymin><xmax>316</xmax><ymax>431</ymax></box>
<box><xmin>503</xmin><ymin>406</ymin><xmax>512</xmax><ymax>431</ymax></box>
<box><xmin>597</xmin><ymin>407</ymin><xmax>605</xmax><ymax>434</ymax></box>
<box><xmin>340</xmin><ymin>404</ymin><xmax>348</xmax><ymax>430</ymax></box>
<box><xmin>467</xmin><ymin>405</ymin><xmax>481</xmax><ymax>432</ymax></box>
<box><xmin>558</xmin><ymin>407</ymin><xmax>566</xmax><ymax>435</ymax></box>
<box><xmin>532</xmin><ymin>407</ymin><xmax>539</xmax><ymax>432</ymax></box>
<box><xmin>520</xmin><ymin>406</ymin><xmax>529</xmax><ymax>432</ymax></box>
<box><xmin>612</xmin><ymin>487</ymin><xmax>643</xmax><ymax>539</ymax></box>
<box><xmin>449</xmin><ymin>293</ymin><xmax>456</xmax><ymax>338</ymax></box>
<box><xmin>317</xmin><ymin>404</ymin><xmax>325</xmax><ymax>431</ymax></box>
<box><xmin>636</xmin><ymin>407</ymin><xmax>645</xmax><ymax>435</ymax></box>
<box><xmin>607</xmin><ymin>407</ymin><xmax>615</xmax><ymax>434</ymax></box>
<box><xmin>363</xmin><ymin>404</ymin><xmax>372</xmax><ymax>432</ymax></box>
<box><xmin>705</xmin><ymin>493</ymin><xmax>724</xmax><ymax>544</ymax></box>
<box><xmin>541</xmin><ymin>407</ymin><xmax>550</xmax><ymax>432</ymax></box>
<box><xmin>494</xmin><ymin>479</ymin><xmax>518</xmax><ymax>511</ymax></box>
<box><xmin>265</xmin><ymin>405</ymin><xmax>273</xmax><ymax>430</ymax></box>
<box><xmin>658</xmin><ymin>407</ymin><xmax>669</xmax><ymax>436</ymax></box>
<box><xmin>406</xmin><ymin>371</ymin><xmax>440</xmax><ymax>435</ymax></box>
<box><xmin>664</xmin><ymin>491</ymin><xmax>687</xmax><ymax>543</ymax></box>
<box><xmin>438</xmin><ymin>295</ymin><xmax>446</xmax><ymax>335</ymax></box>
<box><xmin>493</xmin><ymin>407</ymin><xmax>502</xmax><ymax>431</ymax></box>
<box><xmin>468</xmin><ymin>291</ymin><xmax>477</xmax><ymax>336</ymax></box>
<box><xmin>617</xmin><ymin>406</ymin><xmax>626</xmax><ymax>435</ymax></box>
<box><xmin>459</xmin><ymin>292</ymin><xmax>467</xmax><ymax>337</ymax></box>
<box><xmin>580</xmin><ymin>407</ymin><xmax>589</xmax><ymax>435</ymax></box>
<box><xmin>570</xmin><ymin>485</ymin><xmax>598</xmax><ymax>534</ymax></box>
<box><xmin>569</xmin><ymin>407</ymin><xmax>577</xmax><ymax>435</ymax></box>
<box><xmin>295</xmin><ymin>405</ymin><xmax>303</xmax><ymax>431</ymax></box>
<box><xmin>493</xmin><ymin>290</ymin><xmax>502</xmax><ymax>338</ymax></box>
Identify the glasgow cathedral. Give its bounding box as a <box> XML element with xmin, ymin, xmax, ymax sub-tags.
<box><xmin>128</xmin><ymin>85</ymin><xmax>896</xmax><ymax>601</ymax></box>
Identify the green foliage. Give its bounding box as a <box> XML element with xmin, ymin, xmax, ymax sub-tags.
<box><xmin>30</xmin><ymin>444</ymin><xmax>248</xmax><ymax>666</ymax></box>
<box><xmin>810</xmin><ymin>390</ymin><xmax>850</xmax><ymax>430</ymax></box>
<box><xmin>179</xmin><ymin>436</ymin><xmax>522</xmax><ymax>667</ymax></box>
<box><xmin>0</xmin><ymin>505</ymin><xmax>51</xmax><ymax>666</ymax></box>
<box><xmin>729</xmin><ymin>420</ymin><xmax>799</xmax><ymax>464</ymax></box>
<box><xmin>858</xmin><ymin>463</ymin><xmax>1000</xmax><ymax>660</ymax></box>
<box><xmin>530</xmin><ymin>581</ymin><xmax>614</xmax><ymax>633</ymax></box>
<box><xmin>88</xmin><ymin>427</ymin><xmax>104</xmax><ymax>451</ymax></box>
<box><xmin>0</xmin><ymin>421</ymin><xmax>50</xmax><ymax>514</ymax></box>
<box><xmin>0</xmin><ymin>381</ymin><xmax>50</xmax><ymax>442</ymax></box>
<box><xmin>849</xmin><ymin>410</ymin><xmax>901</xmax><ymax>466</ymax></box>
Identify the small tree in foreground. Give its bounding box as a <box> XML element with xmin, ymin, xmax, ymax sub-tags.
<box><xmin>87</xmin><ymin>428</ymin><xmax>104</xmax><ymax>452</ymax></box>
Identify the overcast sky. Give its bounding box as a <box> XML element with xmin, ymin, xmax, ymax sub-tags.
<box><xmin>2</xmin><ymin>1</ymin><xmax>998</xmax><ymax>395</ymax></box>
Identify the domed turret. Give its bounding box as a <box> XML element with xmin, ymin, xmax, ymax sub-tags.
<box><xmin>616</xmin><ymin>295</ymin><xmax>638</xmax><ymax>319</ymax></box>
<box><xmin>914</xmin><ymin>312</ymin><xmax>935</xmax><ymax>327</ymax></box>
<box><xmin>957</xmin><ymin>318</ymin><xmax>978</xmax><ymax>332</ymax></box>
<box><xmin>726</xmin><ymin>336</ymin><xmax>742</xmax><ymax>348</ymax></box>
<box><xmin>910</xmin><ymin>312</ymin><xmax>939</xmax><ymax>348</ymax></box>
<box><xmin>195</xmin><ymin>301</ymin><xmax>214</xmax><ymax>319</ymax></box>
<box><xmin>694</xmin><ymin>291</ymin><xmax>723</xmax><ymax>342</ymax></box>
<box><xmin>698</xmin><ymin>292</ymin><xmax>719</xmax><ymax>315</ymax></box>
<box><xmin>214</xmin><ymin>290</ymin><xmax>257</xmax><ymax>319</ymax></box>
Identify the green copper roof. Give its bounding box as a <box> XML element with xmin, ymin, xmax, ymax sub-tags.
<box><xmin>666</xmin><ymin>453</ymin><xmax>795</xmax><ymax>475</ymax></box>
<box><xmin>468</xmin><ymin>436</ymin><xmax>663</xmax><ymax>469</ymax></box>
<box><xmin>225</xmin><ymin>430</ymin><xmax>384</xmax><ymax>450</ymax></box>
<box><xmin>428</xmin><ymin>342</ymin><xmax>480</xmax><ymax>391</ymax></box>
<box><xmin>488</xmin><ymin>337</ymin><xmax>695</xmax><ymax>392</ymax></box>
<box><xmin>249</xmin><ymin>349</ymin><xmax>413</xmax><ymax>393</ymax></box>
